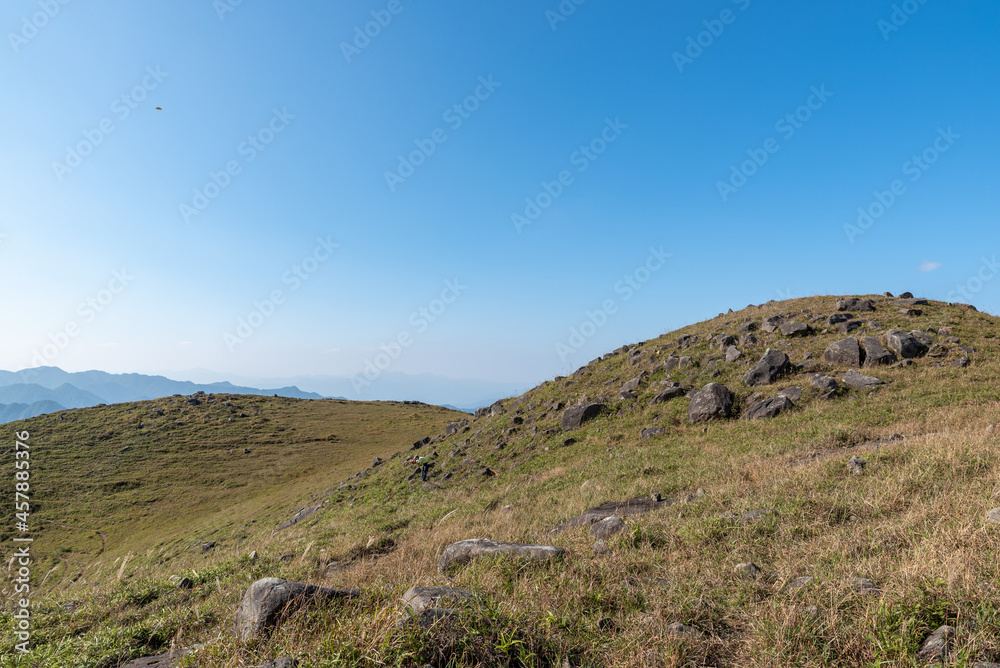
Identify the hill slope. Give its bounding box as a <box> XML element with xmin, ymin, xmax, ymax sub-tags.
<box><xmin>3</xmin><ymin>294</ymin><xmax>1000</xmax><ymax>667</ymax></box>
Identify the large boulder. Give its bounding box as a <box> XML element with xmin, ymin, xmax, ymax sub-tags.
<box><xmin>589</xmin><ymin>515</ymin><xmax>627</xmax><ymax>540</ymax></box>
<box><xmin>742</xmin><ymin>396</ymin><xmax>794</xmax><ymax>420</ymax></box>
<box><xmin>824</xmin><ymin>338</ymin><xmax>863</xmax><ymax>366</ymax></box>
<box><xmin>234</xmin><ymin>578</ymin><xmax>360</xmax><ymax>641</ymax></box>
<box><xmin>648</xmin><ymin>383</ymin><xmax>685</xmax><ymax>405</ymax></box>
<box><xmin>688</xmin><ymin>383</ymin><xmax>733</xmax><ymax>423</ymax></box>
<box><xmin>779</xmin><ymin>322</ymin><xmax>811</xmax><ymax>337</ymax></box>
<box><xmin>743</xmin><ymin>349</ymin><xmax>791</xmax><ymax>387</ymax></box>
<box><xmin>837</xmin><ymin>298</ymin><xmax>875</xmax><ymax>312</ymax></box>
<box><xmin>826</xmin><ymin>313</ymin><xmax>852</xmax><ymax>325</ymax></box>
<box><xmin>761</xmin><ymin>316</ymin><xmax>784</xmax><ymax>333</ymax></box>
<box><xmin>725</xmin><ymin>345</ymin><xmax>742</xmax><ymax>362</ymax></box>
<box><xmin>885</xmin><ymin>330</ymin><xmax>928</xmax><ymax>358</ymax></box>
<box><xmin>561</xmin><ymin>403</ymin><xmax>605</xmax><ymax>431</ymax></box>
<box><xmin>860</xmin><ymin>336</ymin><xmax>897</xmax><ymax>367</ymax></box>
<box><xmin>438</xmin><ymin>539</ymin><xmax>565</xmax><ymax>572</ymax></box>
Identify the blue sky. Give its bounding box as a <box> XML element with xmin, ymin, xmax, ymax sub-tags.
<box><xmin>1</xmin><ymin>0</ymin><xmax>997</xmax><ymax>391</ymax></box>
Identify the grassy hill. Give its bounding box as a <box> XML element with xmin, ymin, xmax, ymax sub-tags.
<box><xmin>4</xmin><ymin>294</ymin><xmax>1000</xmax><ymax>667</ymax></box>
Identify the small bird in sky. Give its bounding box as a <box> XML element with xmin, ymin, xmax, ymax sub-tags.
<box><xmin>155</xmin><ymin>107</ymin><xmax>162</xmax><ymax>110</ymax></box>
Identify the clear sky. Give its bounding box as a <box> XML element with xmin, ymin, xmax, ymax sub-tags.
<box><xmin>1</xmin><ymin>1</ymin><xmax>997</xmax><ymax>389</ymax></box>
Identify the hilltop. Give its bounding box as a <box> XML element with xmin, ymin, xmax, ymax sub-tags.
<box><xmin>3</xmin><ymin>293</ymin><xmax>1000</xmax><ymax>667</ymax></box>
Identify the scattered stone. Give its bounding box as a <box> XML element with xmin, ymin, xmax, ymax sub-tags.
<box><xmin>743</xmin><ymin>349</ymin><xmax>792</xmax><ymax>387</ymax></box>
<box><xmin>860</xmin><ymin>336</ymin><xmax>897</xmax><ymax>367</ymax></box>
<box><xmin>590</xmin><ymin>515</ymin><xmax>626</xmax><ymax>540</ymax></box>
<box><xmin>848</xmin><ymin>456</ymin><xmax>867</xmax><ymax>475</ymax></box>
<box><xmin>234</xmin><ymin>578</ymin><xmax>360</xmax><ymax>641</ymax></box>
<box><xmin>676</xmin><ymin>334</ymin><xmax>698</xmax><ymax>349</ymax></box>
<box><xmin>640</xmin><ymin>427</ymin><xmax>665</xmax><ymax>440</ymax></box>
<box><xmin>667</xmin><ymin>622</ymin><xmax>703</xmax><ymax>638</ymax></box>
<box><xmin>740</xmin><ymin>334</ymin><xmax>758</xmax><ymax>347</ymax></box>
<box><xmin>446</xmin><ymin>422</ymin><xmax>459</xmax><ymax>435</ymax></box>
<box><xmin>779</xmin><ymin>322</ymin><xmax>810</xmax><ymax>337</ymax></box>
<box><xmin>688</xmin><ymin>383</ymin><xmax>733</xmax><ymax>423</ymax></box>
<box><xmin>740</xmin><ymin>509</ymin><xmax>774</xmax><ymax>524</ymax></box>
<box><xmin>841</xmin><ymin>369</ymin><xmax>883</xmax><ymax>390</ymax></box>
<box><xmin>898</xmin><ymin>291</ymin><xmax>913</xmax><ymax>299</ymax></box>
<box><xmin>837</xmin><ymin>298</ymin><xmax>875</xmax><ymax>312</ymax></box>
<box><xmin>592</xmin><ymin>540</ymin><xmax>609</xmax><ymax>556</ymax></box>
<box><xmin>725</xmin><ymin>345</ymin><xmax>742</xmax><ymax>362</ymax></box>
<box><xmin>885</xmin><ymin>329</ymin><xmax>928</xmax><ymax>358</ymax></box>
<box><xmin>243</xmin><ymin>448</ymin><xmax>252</xmax><ymax>454</ymax></box>
<box><xmin>784</xmin><ymin>576</ymin><xmax>813</xmax><ymax>592</ymax></box>
<box><xmin>951</xmin><ymin>356</ymin><xmax>971</xmax><ymax>368</ymax></box>
<box><xmin>811</xmin><ymin>375</ymin><xmax>838</xmax><ymax>393</ymax></box>
<box><xmin>738</xmin><ymin>321</ymin><xmax>757</xmax><ymax>333</ymax></box>
<box><xmin>561</xmin><ymin>403</ymin><xmax>605</xmax><ymax>431</ymax></box>
<box><xmin>402</xmin><ymin>586</ymin><xmax>475</xmax><ymax>614</ymax></box>
<box><xmin>854</xmin><ymin>577</ymin><xmax>878</xmax><ymax>594</ymax></box>
<box><xmin>743</xmin><ymin>396</ymin><xmax>794</xmax><ymax>420</ymax></box>
<box><xmin>778</xmin><ymin>386</ymin><xmax>802</xmax><ymax>402</ymax></box>
<box><xmin>916</xmin><ymin>625</ymin><xmax>955</xmax><ymax>663</ymax></box>
<box><xmin>761</xmin><ymin>316</ymin><xmax>785</xmax><ymax>333</ymax></box>
<box><xmin>555</xmin><ymin>495</ymin><xmax>675</xmax><ymax>532</ymax></box>
<box><xmin>837</xmin><ymin>320</ymin><xmax>863</xmax><ymax>334</ymax></box>
<box><xmin>827</xmin><ymin>313</ymin><xmax>852</xmax><ymax>325</ymax></box>
<box><xmin>277</xmin><ymin>505</ymin><xmax>321</xmax><ymax>531</ymax></box>
<box><xmin>621</xmin><ymin>374</ymin><xmax>647</xmax><ymax>393</ymax></box>
<box><xmin>824</xmin><ymin>337</ymin><xmax>863</xmax><ymax>366</ymax></box>
<box><xmin>438</xmin><ymin>540</ymin><xmax>565</xmax><ymax>572</ymax></box>
<box><xmin>711</xmin><ymin>334</ymin><xmax>736</xmax><ymax>349</ymax></box>
<box><xmin>987</xmin><ymin>508</ymin><xmax>1000</xmax><ymax>524</ymax></box>
<box><xmin>201</xmin><ymin>541</ymin><xmax>216</xmax><ymax>553</ymax></box>
<box><xmin>649</xmin><ymin>384</ymin><xmax>685</xmax><ymax>405</ymax></box>
<box><xmin>734</xmin><ymin>562</ymin><xmax>762</xmax><ymax>579</ymax></box>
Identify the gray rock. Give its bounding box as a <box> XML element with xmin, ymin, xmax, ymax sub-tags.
<box><xmin>590</xmin><ymin>515</ymin><xmax>626</xmax><ymax>540</ymax></box>
<box><xmin>725</xmin><ymin>345</ymin><xmax>742</xmax><ymax>362</ymax></box>
<box><xmin>640</xmin><ymin>426</ymin><xmax>665</xmax><ymax>440</ymax></box>
<box><xmin>987</xmin><ymin>508</ymin><xmax>1000</xmax><ymax>524</ymax></box>
<box><xmin>811</xmin><ymin>375</ymin><xmax>838</xmax><ymax>393</ymax></box>
<box><xmin>911</xmin><ymin>330</ymin><xmax>934</xmax><ymax>347</ymax></box>
<box><xmin>824</xmin><ymin>338</ymin><xmax>862</xmax><ymax>367</ymax></box>
<box><xmin>738</xmin><ymin>321</ymin><xmax>757</xmax><ymax>333</ymax></box>
<box><xmin>402</xmin><ymin>586</ymin><xmax>475</xmax><ymax>614</ymax></box>
<box><xmin>761</xmin><ymin>316</ymin><xmax>785</xmax><ymax>333</ymax></box>
<box><xmin>784</xmin><ymin>576</ymin><xmax>813</xmax><ymax>592</ymax></box>
<box><xmin>885</xmin><ymin>329</ymin><xmax>928</xmax><ymax>358</ymax></box>
<box><xmin>740</xmin><ymin>334</ymin><xmax>758</xmax><ymax>347</ymax></box>
<box><xmin>438</xmin><ymin>539</ymin><xmax>565</xmax><ymax>572</ymax></box>
<box><xmin>841</xmin><ymin>369</ymin><xmax>883</xmax><ymax>390</ymax></box>
<box><xmin>276</xmin><ymin>505</ymin><xmax>321</xmax><ymax>531</ymax></box>
<box><xmin>827</xmin><ymin>313</ymin><xmax>852</xmax><ymax>325</ymax></box>
<box><xmin>837</xmin><ymin>298</ymin><xmax>875</xmax><ymax>312</ymax></box>
<box><xmin>445</xmin><ymin>422</ymin><xmax>459</xmax><ymax>435</ymax></box>
<box><xmin>676</xmin><ymin>334</ymin><xmax>698</xmax><ymax>349</ymax></box>
<box><xmin>916</xmin><ymin>625</ymin><xmax>955</xmax><ymax>663</ymax></box>
<box><xmin>848</xmin><ymin>456</ymin><xmax>867</xmax><ymax>475</ymax></box>
<box><xmin>666</xmin><ymin>622</ymin><xmax>703</xmax><ymax>638</ymax></box>
<box><xmin>711</xmin><ymin>334</ymin><xmax>736</xmax><ymax>349</ymax></box>
<box><xmin>555</xmin><ymin>494</ymin><xmax>675</xmax><ymax>532</ymax></box>
<box><xmin>778</xmin><ymin>386</ymin><xmax>802</xmax><ymax>402</ymax></box>
<box><xmin>234</xmin><ymin>578</ymin><xmax>360</xmax><ymax>641</ymax></box>
<box><xmin>621</xmin><ymin>373</ymin><xmax>647</xmax><ymax>393</ymax></box>
<box><xmin>860</xmin><ymin>336</ymin><xmax>897</xmax><ymax>367</ymax></box>
<box><xmin>561</xmin><ymin>403</ymin><xmax>605</xmax><ymax>431</ymax></box>
<box><xmin>592</xmin><ymin>540</ymin><xmax>609</xmax><ymax>556</ymax></box>
<box><xmin>898</xmin><ymin>291</ymin><xmax>913</xmax><ymax>299</ymax></box>
<box><xmin>853</xmin><ymin>577</ymin><xmax>878</xmax><ymax>595</ymax></box>
<box><xmin>649</xmin><ymin>384</ymin><xmax>685</xmax><ymax>405</ymax></box>
<box><xmin>688</xmin><ymin>383</ymin><xmax>733</xmax><ymax>423</ymax></box>
<box><xmin>740</xmin><ymin>509</ymin><xmax>774</xmax><ymax>524</ymax></box>
<box><xmin>836</xmin><ymin>320</ymin><xmax>863</xmax><ymax>334</ymax></box>
<box><xmin>663</xmin><ymin>355</ymin><xmax>681</xmax><ymax>372</ymax></box>
<box><xmin>743</xmin><ymin>396</ymin><xmax>793</xmax><ymax>420</ymax></box>
<box><xmin>734</xmin><ymin>562</ymin><xmax>762</xmax><ymax>579</ymax></box>
<box><xmin>743</xmin><ymin>349</ymin><xmax>792</xmax><ymax>387</ymax></box>
<box><xmin>779</xmin><ymin>322</ymin><xmax>811</xmax><ymax>337</ymax></box>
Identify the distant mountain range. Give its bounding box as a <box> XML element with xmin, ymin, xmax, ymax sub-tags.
<box><xmin>0</xmin><ymin>367</ymin><xmax>532</xmax><ymax>424</ymax></box>
<box><xmin>0</xmin><ymin>367</ymin><xmax>326</xmax><ymax>424</ymax></box>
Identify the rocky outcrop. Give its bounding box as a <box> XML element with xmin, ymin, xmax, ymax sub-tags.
<box><xmin>743</xmin><ymin>349</ymin><xmax>791</xmax><ymax>387</ymax></box>
<box><xmin>234</xmin><ymin>578</ymin><xmax>360</xmax><ymax>641</ymax></box>
<box><xmin>688</xmin><ymin>383</ymin><xmax>733</xmax><ymax>423</ymax></box>
<box><xmin>860</xmin><ymin>336</ymin><xmax>897</xmax><ymax>367</ymax></box>
<box><xmin>438</xmin><ymin>539</ymin><xmax>565</xmax><ymax>572</ymax></box>
<box><xmin>824</xmin><ymin>338</ymin><xmax>862</xmax><ymax>367</ymax></box>
<box><xmin>554</xmin><ymin>495</ymin><xmax>675</xmax><ymax>532</ymax></box>
<box><xmin>561</xmin><ymin>403</ymin><xmax>605</xmax><ymax>431</ymax></box>
<box><xmin>885</xmin><ymin>330</ymin><xmax>928</xmax><ymax>358</ymax></box>
<box><xmin>743</xmin><ymin>396</ymin><xmax>793</xmax><ymax>420</ymax></box>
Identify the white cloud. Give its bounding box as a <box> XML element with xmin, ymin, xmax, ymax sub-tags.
<box><xmin>178</xmin><ymin>341</ymin><xmax>194</xmax><ymax>346</ymax></box>
<box><xmin>324</xmin><ymin>347</ymin><xmax>341</xmax><ymax>354</ymax></box>
<box><xmin>918</xmin><ymin>260</ymin><xmax>941</xmax><ymax>273</ymax></box>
